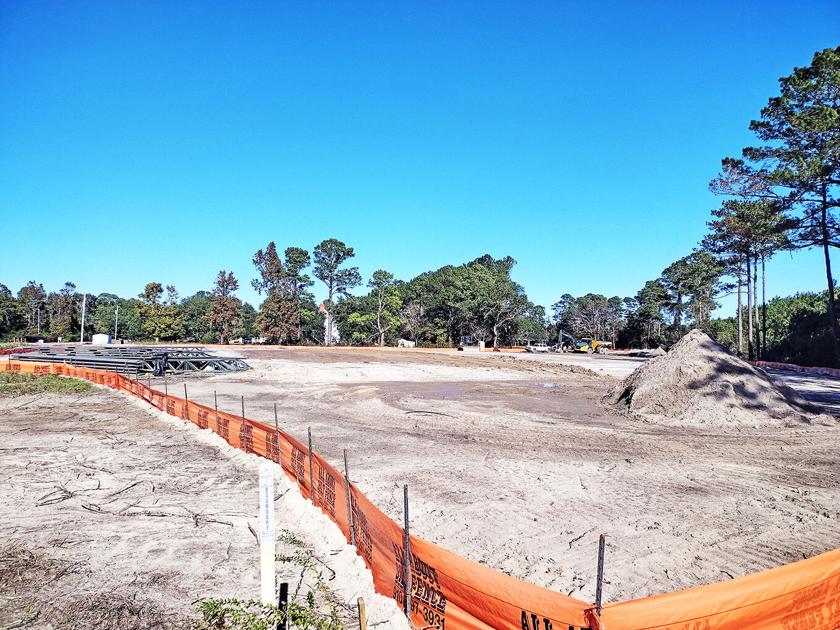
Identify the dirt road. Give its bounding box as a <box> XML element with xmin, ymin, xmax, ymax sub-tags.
<box><xmin>161</xmin><ymin>346</ymin><xmax>840</xmax><ymax>604</ymax></box>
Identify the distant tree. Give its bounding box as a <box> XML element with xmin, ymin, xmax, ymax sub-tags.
<box><xmin>313</xmin><ymin>239</ymin><xmax>361</xmax><ymax>345</ymax></box>
<box><xmin>138</xmin><ymin>282</ymin><xmax>183</xmax><ymax>341</ymax></box>
<box><xmin>400</xmin><ymin>300</ymin><xmax>425</xmax><ymax>343</ymax></box>
<box><xmin>46</xmin><ymin>282</ymin><xmax>79</xmax><ymax>340</ymax></box>
<box><xmin>17</xmin><ymin>281</ymin><xmax>46</xmax><ymax>335</ymax></box>
<box><xmin>253</xmin><ymin>242</ymin><xmax>314</xmax><ymax>343</ymax></box>
<box><xmin>459</xmin><ymin>258</ymin><xmax>530</xmax><ymax>349</ymax></box>
<box><xmin>91</xmin><ymin>293</ymin><xmax>142</xmax><ymax>340</ymax></box>
<box><xmin>181</xmin><ymin>291</ymin><xmax>213</xmax><ymax>342</ymax></box>
<box><xmin>516</xmin><ymin>304</ymin><xmax>548</xmax><ymax>343</ymax></box>
<box><xmin>0</xmin><ymin>284</ymin><xmax>21</xmax><ymax>339</ymax></box>
<box><xmin>626</xmin><ymin>280</ymin><xmax>669</xmax><ymax>348</ymax></box>
<box><xmin>207</xmin><ymin>271</ymin><xmax>242</xmax><ymax>344</ymax></box>
<box><xmin>235</xmin><ymin>303</ymin><xmax>258</xmax><ymax>340</ymax></box>
<box><xmin>660</xmin><ymin>252</ymin><xmax>725</xmax><ymax>341</ymax></box>
<box><xmin>703</xmin><ymin>199</ymin><xmax>790</xmax><ymax>358</ymax></box>
<box><xmin>367</xmin><ymin>270</ymin><xmax>402</xmax><ymax>346</ymax></box>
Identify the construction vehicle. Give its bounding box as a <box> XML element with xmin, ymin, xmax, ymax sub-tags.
<box><xmin>575</xmin><ymin>338</ymin><xmax>612</xmax><ymax>354</ymax></box>
<box><xmin>553</xmin><ymin>330</ymin><xmax>612</xmax><ymax>354</ymax></box>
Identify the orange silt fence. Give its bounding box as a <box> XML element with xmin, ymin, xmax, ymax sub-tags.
<box><xmin>5</xmin><ymin>359</ymin><xmax>839</xmax><ymax>630</ymax></box>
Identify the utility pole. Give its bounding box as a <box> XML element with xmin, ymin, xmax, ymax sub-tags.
<box><xmin>114</xmin><ymin>305</ymin><xmax>119</xmax><ymax>340</ymax></box>
<box><xmin>80</xmin><ymin>293</ymin><xmax>87</xmax><ymax>343</ymax></box>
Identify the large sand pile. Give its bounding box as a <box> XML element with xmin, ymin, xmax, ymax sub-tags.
<box><xmin>606</xmin><ymin>329</ymin><xmax>831</xmax><ymax>426</ymax></box>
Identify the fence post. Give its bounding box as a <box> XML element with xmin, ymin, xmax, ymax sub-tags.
<box><xmin>308</xmin><ymin>427</ymin><xmax>315</xmax><ymax>504</ymax></box>
<box><xmin>403</xmin><ymin>484</ymin><xmax>411</xmax><ymax>618</ymax></box>
<box><xmin>183</xmin><ymin>383</ymin><xmax>189</xmax><ymax>421</ymax></box>
<box><xmin>595</xmin><ymin>533</ymin><xmax>606</xmax><ymax>615</ymax></box>
<box><xmin>357</xmin><ymin>597</ymin><xmax>367</xmax><ymax>630</ymax></box>
<box><xmin>273</xmin><ymin>403</ymin><xmax>281</xmax><ymax>464</ymax></box>
<box><xmin>344</xmin><ymin>449</ymin><xmax>356</xmax><ymax>547</ymax></box>
<box><xmin>241</xmin><ymin>395</ymin><xmax>245</xmax><ymax>422</ymax></box>
<box><xmin>213</xmin><ymin>390</ymin><xmax>219</xmax><ymax>433</ymax></box>
<box><xmin>278</xmin><ymin>582</ymin><xmax>289</xmax><ymax>630</ymax></box>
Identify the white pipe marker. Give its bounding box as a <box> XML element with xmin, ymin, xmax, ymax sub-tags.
<box><xmin>259</xmin><ymin>461</ymin><xmax>276</xmax><ymax>605</ymax></box>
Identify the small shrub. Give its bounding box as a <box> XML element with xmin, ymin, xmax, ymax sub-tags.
<box><xmin>193</xmin><ymin>598</ymin><xmax>342</xmax><ymax>630</ymax></box>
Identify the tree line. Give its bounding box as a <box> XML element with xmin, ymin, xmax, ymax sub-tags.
<box><xmin>1</xmin><ymin>48</ymin><xmax>837</xmax><ymax>364</ymax></box>
<box><xmin>557</xmin><ymin>46</ymin><xmax>840</xmax><ymax>366</ymax></box>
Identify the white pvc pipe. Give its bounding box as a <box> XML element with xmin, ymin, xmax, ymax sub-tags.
<box><xmin>259</xmin><ymin>462</ymin><xmax>276</xmax><ymax>605</ymax></box>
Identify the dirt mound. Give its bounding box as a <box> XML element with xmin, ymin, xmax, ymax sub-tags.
<box><xmin>606</xmin><ymin>329</ymin><xmax>831</xmax><ymax>426</ymax></box>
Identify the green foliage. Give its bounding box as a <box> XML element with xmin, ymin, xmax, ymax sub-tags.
<box><xmin>516</xmin><ymin>304</ymin><xmax>548</xmax><ymax>342</ymax></box>
<box><xmin>0</xmin><ymin>372</ymin><xmax>92</xmax><ymax>397</ymax></box>
<box><xmin>707</xmin><ymin>288</ymin><xmax>840</xmax><ymax>367</ymax></box>
<box><xmin>207</xmin><ymin>271</ymin><xmax>242</xmax><ymax>344</ymax></box>
<box><xmin>193</xmin><ymin>598</ymin><xmax>341</xmax><ymax>630</ymax></box>
<box><xmin>711</xmin><ymin>46</ymin><xmax>840</xmax><ymax>363</ymax></box>
<box><xmin>236</xmin><ymin>303</ymin><xmax>259</xmax><ymax>339</ymax></box>
<box><xmin>137</xmin><ymin>283</ymin><xmax>184</xmax><ymax>341</ymax></box>
<box><xmin>253</xmin><ymin>242</ymin><xmax>316</xmax><ymax>343</ymax></box>
<box><xmin>313</xmin><ymin>239</ymin><xmax>361</xmax><ymax>345</ymax></box>
<box><xmin>181</xmin><ymin>291</ymin><xmax>213</xmax><ymax>342</ymax></box>
<box><xmin>551</xmin><ymin>293</ymin><xmax>625</xmax><ymax>343</ymax></box>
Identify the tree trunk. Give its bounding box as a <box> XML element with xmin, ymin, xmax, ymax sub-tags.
<box><xmin>737</xmin><ymin>260</ymin><xmax>743</xmax><ymax>355</ymax></box>
<box><xmin>753</xmin><ymin>253</ymin><xmax>759</xmax><ymax>359</ymax></box>
<box><xmin>746</xmin><ymin>253</ymin><xmax>753</xmax><ymax>361</ymax></box>
<box><xmin>673</xmin><ymin>291</ymin><xmax>682</xmax><ymax>340</ymax></box>
<box><xmin>761</xmin><ymin>254</ymin><xmax>767</xmax><ymax>360</ymax></box>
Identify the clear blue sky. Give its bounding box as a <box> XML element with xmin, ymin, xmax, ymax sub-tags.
<box><xmin>1</xmin><ymin>1</ymin><xmax>838</xmax><ymax>315</ymax></box>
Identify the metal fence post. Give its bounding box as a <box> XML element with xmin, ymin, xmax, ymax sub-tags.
<box><xmin>278</xmin><ymin>581</ymin><xmax>289</xmax><ymax>630</ymax></box>
<box><xmin>595</xmin><ymin>533</ymin><xmax>606</xmax><ymax>615</ymax></box>
<box><xmin>183</xmin><ymin>383</ymin><xmax>189</xmax><ymax>421</ymax></box>
<box><xmin>213</xmin><ymin>390</ymin><xmax>219</xmax><ymax>433</ymax></box>
<box><xmin>344</xmin><ymin>449</ymin><xmax>356</xmax><ymax>547</ymax></box>
<box><xmin>273</xmin><ymin>403</ymin><xmax>281</xmax><ymax>464</ymax></box>
<box><xmin>403</xmin><ymin>484</ymin><xmax>411</xmax><ymax>618</ymax></box>
<box><xmin>308</xmin><ymin>427</ymin><xmax>314</xmax><ymax>504</ymax></box>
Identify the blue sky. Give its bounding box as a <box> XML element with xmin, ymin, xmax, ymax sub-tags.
<box><xmin>1</xmin><ymin>1</ymin><xmax>838</xmax><ymax>315</ymax></box>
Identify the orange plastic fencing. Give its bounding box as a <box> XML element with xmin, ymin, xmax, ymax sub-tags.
<box><xmin>6</xmin><ymin>359</ymin><xmax>840</xmax><ymax>630</ymax></box>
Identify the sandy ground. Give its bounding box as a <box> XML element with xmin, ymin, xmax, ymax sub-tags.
<box><xmin>156</xmin><ymin>346</ymin><xmax>840</xmax><ymax>605</ymax></box>
<box><xmin>0</xmin><ymin>388</ymin><xmax>406</xmax><ymax>629</ymax></box>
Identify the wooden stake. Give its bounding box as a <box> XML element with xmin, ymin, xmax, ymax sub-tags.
<box><xmin>595</xmin><ymin>533</ymin><xmax>606</xmax><ymax>615</ymax></box>
<box><xmin>344</xmin><ymin>449</ymin><xmax>356</xmax><ymax>547</ymax></box>
<box><xmin>357</xmin><ymin>597</ymin><xmax>367</xmax><ymax>630</ymax></box>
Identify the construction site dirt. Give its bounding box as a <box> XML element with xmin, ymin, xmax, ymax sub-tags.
<box><xmin>140</xmin><ymin>345</ymin><xmax>840</xmax><ymax>604</ymax></box>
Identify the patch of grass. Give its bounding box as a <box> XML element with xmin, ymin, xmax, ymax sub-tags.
<box><xmin>194</xmin><ymin>598</ymin><xmax>342</xmax><ymax>630</ymax></box>
<box><xmin>0</xmin><ymin>372</ymin><xmax>92</xmax><ymax>397</ymax></box>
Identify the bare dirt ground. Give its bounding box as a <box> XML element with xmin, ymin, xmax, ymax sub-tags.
<box><xmin>165</xmin><ymin>345</ymin><xmax>840</xmax><ymax>605</ymax></box>
<box><xmin>0</xmin><ymin>388</ymin><xmax>404</xmax><ymax>629</ymax></box>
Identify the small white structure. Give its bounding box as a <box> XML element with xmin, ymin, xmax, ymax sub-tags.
<box><xmin>92</xmin><ymin>333</ymin><xmax>111</xmax><ymax>345</ymax></box>
<box><xmin>397</xmin><ymin>339</ymin><xmax>416</xmax><ymax>348</ymax></box>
